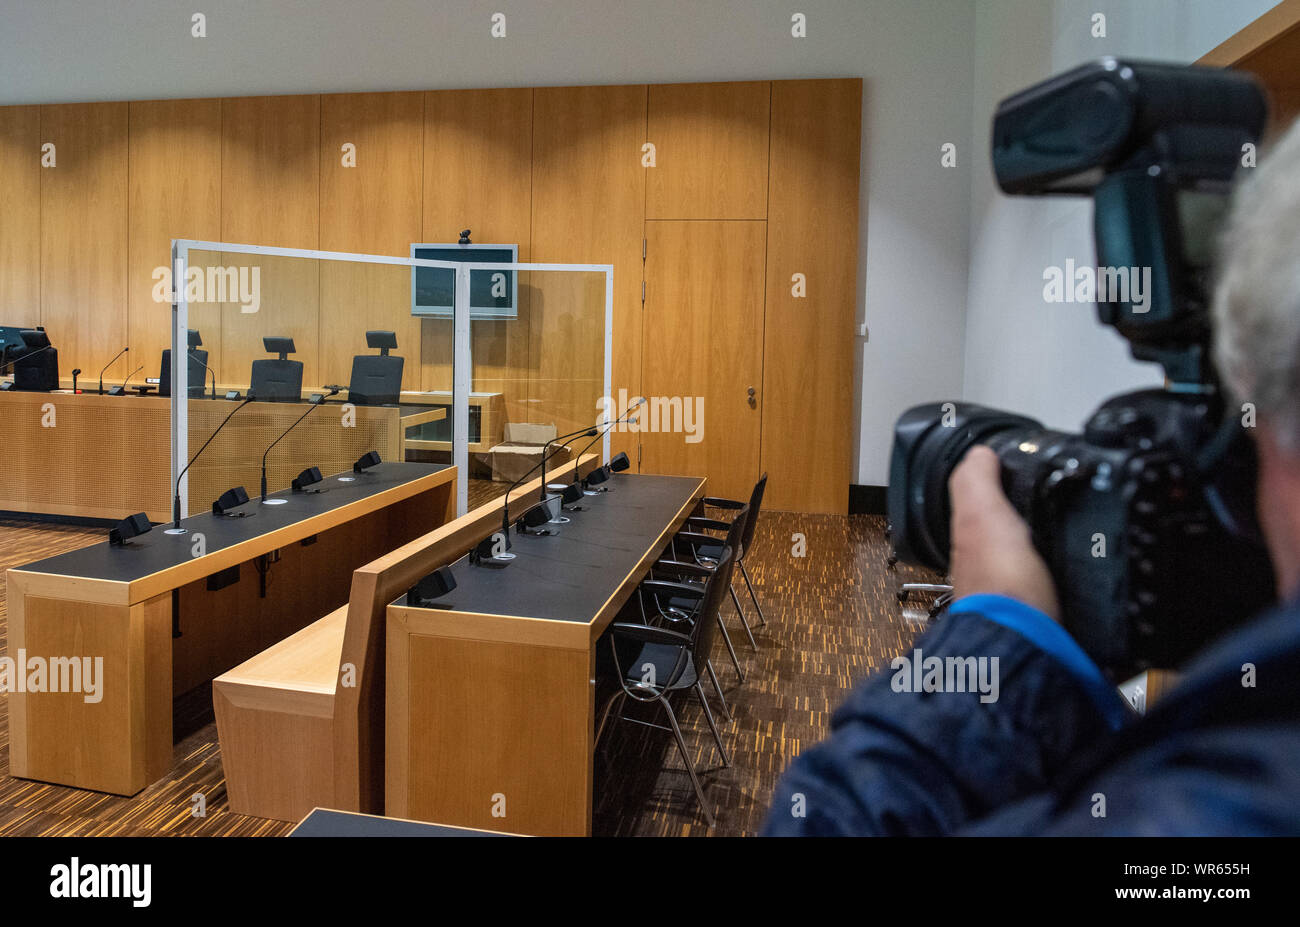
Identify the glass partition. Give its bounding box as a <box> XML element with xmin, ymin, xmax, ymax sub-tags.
<box><xmin>168</xmin><ymin>243</ymin><xmax>611</xmax><ymax>520</ymax></box>
<box><xmin>406</xmin><ymin>266</ymin><xmax>611</xmax><ymax>508</ymax></box>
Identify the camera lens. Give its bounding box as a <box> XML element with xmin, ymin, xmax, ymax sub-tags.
<box><xmin>887</xmin><ymin>403</ymin><xmax>1049</xmax><ymax>570</ymax></box>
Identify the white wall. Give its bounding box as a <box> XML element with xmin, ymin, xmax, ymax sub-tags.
<box><xmin>0</xmin><ymin>0</ymin><xmax>979</xmax><ymax>489</ymax></box>
<box><xmin>961</xmin><ymin>0</ymin><xmax>1280</xmax><ymax>432</ymax></box>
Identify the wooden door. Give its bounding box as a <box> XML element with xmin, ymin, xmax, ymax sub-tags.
<box><xmin>641</xmin><ymin>220</ymin><xmax>765</xmax><ymax>501</ymax></box>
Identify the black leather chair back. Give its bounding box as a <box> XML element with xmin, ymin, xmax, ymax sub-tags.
<box><xmin>348</xmin><ymin>354</ymin><xmax>404</xmax><ymax>405</ymax></box>
<box><xmin>738</xmin><ymin>473</ymin><xmax>768</xmax><ymax>563</ymax></box>
<box><xmin>249</xmin><ymin>358</ymin><xmax>304</xmax><ymax>402</ymax></box>
<box><xmin>690</xmin><ymin>545</ymin><xmax>736</xmax><ymax>665</ymax></box>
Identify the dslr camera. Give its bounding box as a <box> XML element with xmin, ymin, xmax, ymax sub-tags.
<box><xmin>888</xmin><ymin>59</ymin><xmax>1275</xmax><ymax>675</ymax></box>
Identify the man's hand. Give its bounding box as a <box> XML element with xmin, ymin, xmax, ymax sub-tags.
<box><xmin>948</xmin><ymin>446</ymin><xmax>1061</xmax><ymax>621</ymax></box>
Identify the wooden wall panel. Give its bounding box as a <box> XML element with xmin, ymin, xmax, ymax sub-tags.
<box><xmin>320</xmin><ymin>91</ymin><xmax>424</xmax><ymax>390</ymax></box>
<box><xmin>422</xmin><ymin>89</ymin><xmax>533</xmax><ymax>252</ymax></box>
<box><xmin>1</xmin><ymin>78</ymin><xmax>861</xmax><ymax>513</ymax></box>
<box><xmin>127</xmin><ymin>99</ymin><xmax>222</xmax><ymax>377</ymax></box>
<box><xmin>642</xmin><ymin>220</ymin><xmax>766</xmax><ymax>502</ymax></box>
<box><xmin>646</xmin><ymin>81</ymin><xmax>770</xmax><ymax>219</ymax></box>
<box><xmin>40</xmin><ymin>102</ymin><xmax>129</xmax><ymax>383</ymax></box>
<box><xmin>215</xmin><ymin>252</ymin><xmax>321</xmax><ymax>386</ymax></box>
<box><xmin>0</xmin><ymin>106</ymin><xmax>41</xmax><ymax>327</ymax></box>
<box><xmin>761</xmin><ymin>79</ymin><xmax>861</xmax><ymax>513</ymax></box>
<box><xmin>420</xmin><ymin>89</ymin><xmax>534</xmax><ymax>410</ymax></box>
<box><xmin>532</xmin><ymin>85</ymin><xmax>646</xmax><ymax>449</ymax></box>
<box><xmin>220</xmin><ymin>95</ymin><xmax>320</xmax><ymax>249</ymax></box>
<box><xmin>220</xmin><ymin>95</ymin><xmax>321</xmax><ymax>385</ymax></box>
<box><xmin>1198</xmin><ymin>4</ymin><xmax>1300</xmax><ymax>138</ymax></box>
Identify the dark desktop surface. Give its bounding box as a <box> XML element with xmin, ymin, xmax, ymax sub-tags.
<box><xmin>402</xmin><ymin>473</ymin><xmax>701</xmax><ymax>624</ymax></box>
<box><xmin>290</xmin><ymin>808</ymin><xmax>514</xmax><ymax>837</ymax></box>
<box><xmin>18</xmin><ymin>461</ymin><xmax>448</xmax><ymax>582</ymax></box>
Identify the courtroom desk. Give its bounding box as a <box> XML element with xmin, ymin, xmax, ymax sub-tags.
<box><xmin>1</xmin><ymin>390</ymin><xmax>172</xmax><ymax>521</ymax></box>
<box><xmin>6</xmin><ymin>462</ymin><xmax>456</xmax><ymax>796</ymax></box>
<box><xmin>289</xmin><ymin>807</ymin><xmax>515</xmax><ymax>837</ymax></box>
<box><xmin>0</xmin><ymin>390</ymin><xmax>432</xmax><ymax>521</ymax></box>
<box><xmin>386</xmin><ymin>473</ymin><xmax>706</xmax><ymax>836</ymax></box>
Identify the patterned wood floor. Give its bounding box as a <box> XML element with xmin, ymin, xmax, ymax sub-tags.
<box><xmin>0</xmin><ymin>509</ymin><xmax>938</xmax><ymax>837</ymax></box>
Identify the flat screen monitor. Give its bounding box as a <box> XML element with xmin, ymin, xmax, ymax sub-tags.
<box><xmin>410</xmin><ymin>243</ymin><xmax>517</xmax><ymax>320</ymax></box>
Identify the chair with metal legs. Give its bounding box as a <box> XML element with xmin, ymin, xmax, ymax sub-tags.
<box><xmin>898</xmin><ymin>581</ymin><xmax>954</xmax><ymax>619</ymax></box>
<box><xmin>686</xmin><ymin>474</ymin><xmax>769</xmax><ymax>635</ymax></box>
<box><xmin>595</xmin><ymin>546</ymin><xmax>738</xmax><ymax>828</ymax></box>
<box><xmin>648</xmin><ymin>504</ymin><xmax>750</xmax><ymax>685</ymax></box>
<box><xmin>644</xmin><ymin>556</ymin><xmax>739</xmax><ymax>706</ymax></box>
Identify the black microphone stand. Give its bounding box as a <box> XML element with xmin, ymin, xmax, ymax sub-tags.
<box><xmin>166</xmin><ymin>397</ymin><xmax>254</xmax><ymax>534</ymax></box>
<box><xmin>108</xmin><ymin>364</ymin><xmax>145</xmax><ymax>395</ymax></box>
<box><xmin>571</xmin><ymin>398</ymin><xmax>645</xmax><ymax>492</ymax></box>
<box><xmin>99</xmin><ymin>346</ymin><xmax>128</xmax><ymax>395</ymax></box>
<box><xmin>497</xmin><ymin>426</ymin><xmax>597</xmax><ymax>550</ymax></box>
<box><xmin>540</xmin><ymin>425</ymin><xmax>600</xmax><ymax>503</ymax></box>
<box><xmin>260</xmin><ymin>387</ymin><xmax>341</xmax><ymax>502</ymax></box>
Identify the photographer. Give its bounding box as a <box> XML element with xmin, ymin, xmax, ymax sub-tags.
<box><xmin>763</xmin><ymin>118</ymin><xmax>1300</xmax><ymax>837</ymax></box>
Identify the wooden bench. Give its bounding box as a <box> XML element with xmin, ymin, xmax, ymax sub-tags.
<box><xmin>213</xmin><ymin>455</ymin><xmax>600</xmax><ymax>822</ymax></box>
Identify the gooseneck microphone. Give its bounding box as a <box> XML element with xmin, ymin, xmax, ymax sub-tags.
<box><xmin>540</xmin><ymin>426</ymin><xmax>600</xmax><ymax>503</ymax></box>
<box><xmin>574</xmin><ymin>397</ymin><xmax>645</xmax><ymax>462</ymax></box>
<box><xmin>109</xmin><ymin>364</ymin><xmax>144</xmax><ymax>395</ymax></box>
<box><xmin>571</xmin><ymin>398</ymin><xmax>645</xmax><ymax>490</ymax></box>
<box><xmin>259</xmin><ymin>386</ymin><xmax>342</xmax><ymax>502</ymax></box>
<box><xmin>499</xmin><ymin>426</ymin><xmax>596</xmax><ymax>546</ymax></box>
<box><xmin>188</xmin><ymin>351</ymin><xmax>219</xmax><ymax>399</ymax></box>
<box><xmin>167</xmin><ymin>397</ymin><xmax>255</xmax><ymax>534</ymax></box>
<box><xmin>99</xmin><ymin>347</ymin><xmax>128</xmax><ymax>395</ymax></box>
<box><xmin>71</xmin><ymin>368</ymin><xmax>82</xmax><ymax>393</ymax></box>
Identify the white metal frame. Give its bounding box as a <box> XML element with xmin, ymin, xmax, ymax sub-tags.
<box><xmin>169</xmin><ymin>240</ymin><xmax>613</xmax><ymax>517</ymax></box>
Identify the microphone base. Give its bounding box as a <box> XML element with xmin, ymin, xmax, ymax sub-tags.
<box><xmin>547</xmin><ymin>516</ymin><xmax>571</xmax><ymax>525</ymax></box>
<box><xmin>262</xmin><ymin>498</ymin><xmax>288</xmax><ymax>506</ymax></box>
<box><xmin>162</xmin><ymin>527</ymin><xmax>189</xmax><ymax>535</ymax></box>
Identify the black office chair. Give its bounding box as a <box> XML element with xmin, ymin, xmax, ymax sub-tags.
<box><xmin>649</xmin><ymin>505</ymin><xmax>750</xmax><ymax>685</ymax></box>
<box><xmin>159</xmin><ymin>329</ymin><xmax>209</xmax><ymax>398</ymax></box>
<box><xmin>597</xmin><ymin>545</ymin><xmax>737</xmax><ymax>828</ymax></box>
<box><xmin>678</xmin><ymin>474</ymin><xmax>769</xmax><ymax>642</ymax></box>
<box><xmin>11</xmin><ymin>329</ymin><xmax>58</xmax><ymax>392</ymax></box>
<box><xmin>348</xmin><ymin>330</ymin><xmax>404</xmax><ymax>406</ymax></box>
<box><xmin>249</xmin><ymin>336</ymin><xmax>303</xmax><ymax>402</ymax></box>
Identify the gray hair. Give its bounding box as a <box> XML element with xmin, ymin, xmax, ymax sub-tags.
<box><xmin>1213</xmin><ymin>117</ymin><xmax>1300</xmax><ymax>450</ymax></box>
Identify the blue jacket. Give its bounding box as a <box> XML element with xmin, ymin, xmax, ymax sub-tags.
<box><xmin>762</xmin><ymin>594</ymin><xmax>1300</xmax><ymax>835</ymax></box>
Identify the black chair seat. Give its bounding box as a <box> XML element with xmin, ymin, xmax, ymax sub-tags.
<box><xmin>694</xmin><ymin>542</ymin><xmax>723</xmax><ymax>562</ymax></box>
<box><xmin>667</xmin><ymin>595</ymin><xmax>699</xmax><ymax>615</ymax></box>
<box><xmin>622</xmin><ymin>642</ymin><xmax>698</xmax><ymax>691</ymax></box>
